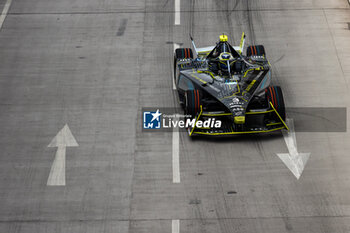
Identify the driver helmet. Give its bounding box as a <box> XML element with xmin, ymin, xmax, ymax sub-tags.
<box><xmin>218</xmin><ymin>52</ymin><xmax>234</xmax><ymax>72</ymax></box>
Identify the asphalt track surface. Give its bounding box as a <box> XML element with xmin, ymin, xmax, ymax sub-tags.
<box><xmin>0</xmin><ymin>0</ymin><xmax>350</xmax><ymax>232</ymax></box>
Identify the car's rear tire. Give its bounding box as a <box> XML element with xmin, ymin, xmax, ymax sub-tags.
<box><xmin>247</xmin><ymin>45</ymin><xmax>266</xmax><ymax>57</ymax></box>
<box><xmin>175</xmin><ymin>48</ymin><xmax>194</xmax><ymax>59</ymax></box>
<box><xmin>173</xmin><ymin>48</ymin><xmax>194</xmax><ymax>89</ymax></box>
<box><xmin>184</xmin><ymin>89</ymin><xmax>202</xmax><ymax>117</ymax></box>
<box><xmin>265</xmin><ymin>86</ymin><xmax>285</xmax><ymax>121</ymax></box>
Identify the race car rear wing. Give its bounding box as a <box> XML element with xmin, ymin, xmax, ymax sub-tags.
<box><xmin>190</xmin><ymin>32</ymin><xmax>246</xmax><ymax>56</ymax></box>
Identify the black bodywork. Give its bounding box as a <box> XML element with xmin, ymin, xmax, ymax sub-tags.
<box><xmin>174</xmin><ymin>39</ymin><xmax>288</xmax><ymax>136</ymax></box>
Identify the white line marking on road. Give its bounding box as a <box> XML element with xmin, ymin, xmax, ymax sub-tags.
<box><xmin>172</xmin><ymin>116</ymin><xmax>180</xmax><ymax>183</ymax></box>
<box><xmin>277</xmin><ymin>118</ymin><xmax>310</xmax><ymax>179</ymax></box>
<box><xmin>47</xmin><ymin>124</ymin><xmax>78</xmax><ymax>186</ymax></box>
<box><xmin>174</xmin><ymin>0</ymin><xmax>180</xmax><ymax>25</ymax></box>
<box><xmin>172</xmin><ymin>220</ymin><xmax>180</xmax><ymax>233</ymax></box>
<box><xmin>0</xmin><ymin>0</ymin><xmax>13</xmax><ymax>30</ymax></box>
<box><xmin>173</xmin><ymin>43</ymin><xmax>180</xmax><ymax>90</ymax></box>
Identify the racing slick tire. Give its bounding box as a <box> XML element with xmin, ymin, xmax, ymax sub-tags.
<box><xmin>265</xmin><ymin>86</ymin><xmax>286</xmax><ymax>121</ymax></box>
<box><xmin>175</xmin><ymin>48</ymin><xmax>194</xmax><ymax>59</ymax></box>
<box><xmin>184</xmin><ymin>89</ymin><xmax>202</xmax><ymax>118</ymax></box>
<box><xmin>173</xmin><ymin>48</ymin><xmax>194</xmax><ymax>88</ymax></box>
<box><xmin>247</xmin><ymin>45</ymin><xmax>265</xmax><ymax>57</ymax></box>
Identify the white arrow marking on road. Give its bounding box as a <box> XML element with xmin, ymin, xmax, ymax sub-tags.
<box><xmin>47</xmin><ymin>124</ymin><xmax>78</xmax><ymax>186</ymax></box>
<box><xmin>277</xmin><ymin>118</ymin><xmax>310</xmax><ymax>179</ymax></box>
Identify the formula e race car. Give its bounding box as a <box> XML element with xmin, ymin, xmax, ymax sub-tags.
<box><xmin>173</xmin><ymin>33</ymin><xmax>289</xmax><ymax>136</ymax></box>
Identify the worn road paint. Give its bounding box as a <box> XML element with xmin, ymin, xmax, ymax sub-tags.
<box><xmin>172</xmin><ymin>220</ymin><xmax>180</xmax><ymax>233</ymax></box>
<box><xmin>277</xmin><ymin>118</ymin><xmax>310</xmax><ymax>179</ymax></box>
<box><xmin>175</xmin><ymin>0</ymin><xmax>180</xmax><ymax>25</ymax></box>
<box><xmin>47</xmin><ymin>124</ymin><xmax>78</xmax><ymax>186</ymax></box>
<box><xmin>172</xmin><ymin>116</ymin><xmax>180</xmax><ymax>183</ymax></box>
<box><xmin>0</xmin><ymin>0</ymin><xmax>13</xmax><ymax>30</ymax></box>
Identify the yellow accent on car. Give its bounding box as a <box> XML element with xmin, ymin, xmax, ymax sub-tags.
<box><xmin>245</xmin><ymin>109</ymin><xmax>274</xmax><ymax>115</ymax></box>
<box><xmin>190</xmin><ymin>74</ymin><xmax>207</xmax><ymax>84</ymax></box>
<box><xmin>189</xmin><ymin>105</ymin><xmax>203</xmax><ymax>136</ymax></box>
<box><xmin>202</xmin><ymin>113</ymin><xmax>232</xmax><ymax>117</ymax></box>
<box><xmin>269</xmin><ymin>101</ymin><xmax>289</xmax><ymax>131</ymax></box>
<box><xmin>243</xmin><ymin>67</ymin><xmax>263</xmax><ymax>78</ymax></box>
<box><xmin>266</xmin><ymin>122</ymin><xmax>282</xmax><ymax>126</ymax></box>
<box><xmin>239</xmin><ymin>32</ymin><xmax>245</xmax><ymax>54</ymax></box>
<box><xmin>245</xmin><ymin>80</ymin><xmax>256</xmax><ymax>91</ymax></box>
<box><xmin>192</xmin><ymin>126</ymin><xmax>285</xmax><ymax>136</ymax></box>
<box><xmin>197</xmin><ymin>70</ymin><xmax>217</xmax><ymax>80</ymax></box>
<box><xmin>234</xmin><ymin>116</ymin><xmax>245</xmax><ymax>124</ymax></box>
<box><xmin>220</xmin><ymin>34</ymin><xmax>228</xmax><ymax>42</ymax></box>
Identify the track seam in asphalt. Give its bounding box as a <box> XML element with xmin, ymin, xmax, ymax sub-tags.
<box><xmin>322</xmin><ymin>9</ymin><xmax>349</xmax><ymax>89</ymax></box>
<box><xmin>2</xmin><ymin>215</ymin><xmax>350</xmax><ymax>223</ymax></box>
<box><xmin>4</xmin><ymin>7</ymin><xmax>350</xmax><ymax>16</ymax></box>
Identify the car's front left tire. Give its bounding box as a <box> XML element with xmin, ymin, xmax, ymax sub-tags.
<box><xmin>175</xmin><ymin>48</ymin><xmax>194</xmax><ymax>59</ymax></box>
<box><xmin>184</xmin><ymin>89</ymin><xmax>202</xmax><ymax>118</ymax></box>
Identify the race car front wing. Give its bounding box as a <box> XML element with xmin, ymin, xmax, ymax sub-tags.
<box><xmin>188</xmin><ymin>102</ymin><xmax>289</xmax><ymax>136</ymax></box>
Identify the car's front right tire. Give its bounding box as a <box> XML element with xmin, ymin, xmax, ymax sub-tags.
<box><xmin>246</xmin><ymin>45</ymin><xmax>266</xmax><ymax>57</ymax></box>
<box><xmin>265</xmin><ymin>85</ymin><xmax>286</xmax><ymax>121</ymax></box>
